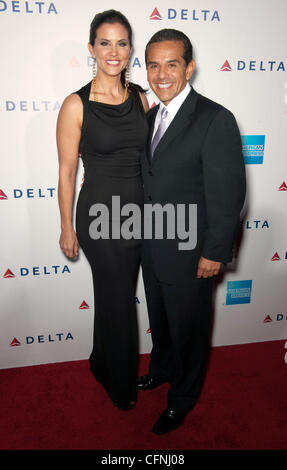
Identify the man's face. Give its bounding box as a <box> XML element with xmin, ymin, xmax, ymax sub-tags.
<box><xmin>146</xmin><ymin>40</ymin><xmax>195</xmax><ymax>106</ymax></box>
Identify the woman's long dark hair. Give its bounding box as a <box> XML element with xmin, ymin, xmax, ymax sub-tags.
<box><xmin>89</xmin><ymin>9</ymin><xmax>145</xmax><ymax>94</ymax></box>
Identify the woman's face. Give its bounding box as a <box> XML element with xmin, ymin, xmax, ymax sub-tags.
<box><xmin>88</xmin><ymin>22</ymin><xmax>132</xmax><ymax>78</ymax></box>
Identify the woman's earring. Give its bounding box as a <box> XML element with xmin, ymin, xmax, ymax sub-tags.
<box><xmin>92</xmin><ymin>59</ymin><xmax>97</xmax><ymax>79</ymax></box>
<box><xmin>92</xmin><ymin>59</ymin><xmax>97</xmax><ymax>101</ymax></box>
<box><xmin>125</xmin><ymin>61</ymin><xmax>130</xmax><ymax>88</ymax></box>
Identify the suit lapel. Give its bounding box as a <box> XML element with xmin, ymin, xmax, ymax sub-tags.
<box><xmin>152</xmin><ymin>87</ymin><xmax>198</xmax><ymax>161</ymax></box>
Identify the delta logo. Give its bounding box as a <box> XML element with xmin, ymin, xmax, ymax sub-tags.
<box><xmin>271</xmin><ymin>252</ymin><xmax>280</xmax><ymax>261</ymax></box>
<box><xmin>150</xmin><ymin>8</ymin><xmax>162</xmax><ymax>20</ymax></box>
<box><xmin>220</xmin><ymin>59</ymin><xmax>285</xmax><ymax>72</ymax></box>
<box><xmin>10</xmin><ymin>332</ymin><xmax>74</xmax><ymax>347</ymax></box>
<box><xmin>69</xmin><ymin>57</ymin><xmax>81</xmax><ymax>68</ymax></box>
<box><xmin>10</xmin><ymin>338</ymin><xmax>21</xmax><ymax>347</ymax></box>
<box><xmin>245</xmin><ymin>219</ymin><xmax>269</xmax><ymax>230</ymax></box>
<box><xmin>79</xmin><ymin>301</ymin><xmax>90</xmax><ymax>309</ymax></box>
<box><xmin>0</xmin><ymin>1</ymin><xmax>58</xmax><ymax>14</ymax></box>
<box><xmin>271</xmin><ymin>252</ymin><xmax>287</xmax><ymax>261</ymax></box>
<box><xmin>78</xmin><ymin>299</ymin><xmax>139</xmax><ymax>309</ymax></box>
<box><xmin>87</xmin><ymin>55</ymin><xmax>142</xmax><ymax>69</ymax></box>
<box><xmin>278</xmin><ymin>181</ymin><xmax>287</xmax><ymax>191</ymax></box>
<box><xmin>0</xmin><ymin>187</ymin><xmax>56</xmax><ymax>199</ymax></box>
<box><xmin>2</xmin><ymin>265</ymin><xmax>71</xmax><ymax>278</ymax></box>
<box><xmin>0</xmin><ymin>189</ymin><xmax>8</xmax><ymax>200</ymax></box>
<box><xmin>0</xmin><ymin>100</ymin><xmax>61</xmax><ymax>112</ymax></box>
<box><xmin>220</xmin><ymin>60</ymin><xmax>232</xmax><ymax>72</ymax></box>
<box><xmin>149</xmin><ymin>7</ymin><xmax>220</xmax><ymax>22</ymax></box>
<box><xmin>264</xmin><ymin>314</ymin><xmax>287</xmax><ymax>323</ymax></box>
<box><xmin>241</xmin><ymin>135</ymin><xmax>265</xmax><ymax>164</ymax></box>
<box><xmin>3</xmin><ymin>269</ymin><xmax>15</xmax><ymax>278</ymax></box>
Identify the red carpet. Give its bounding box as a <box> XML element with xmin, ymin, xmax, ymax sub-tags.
<box><xmin>0</xmin><ymin>340</ymin><xmax>286</xmax><ymax>450</ymax></box>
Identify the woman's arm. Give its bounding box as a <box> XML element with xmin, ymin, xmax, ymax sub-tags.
<box><xmin>56</xmin><ymin>93</ymin><xmax>83</xmax><ymax>258</ymax></box>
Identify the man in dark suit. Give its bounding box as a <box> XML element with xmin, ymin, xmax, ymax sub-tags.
<box><xmin>138</xmin><ymin>29</ymin><xmax>246</xmax><ymax>434</ymax></box>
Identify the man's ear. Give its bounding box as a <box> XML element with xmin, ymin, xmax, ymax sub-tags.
<box><xmin>186</xmin><ymin>59</ymin><xmax>195</xmax><ymax>81</ymax></box>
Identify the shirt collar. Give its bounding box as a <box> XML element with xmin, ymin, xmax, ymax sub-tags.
<box><xmin>159</xmin><ymin>82</ymin><xmax>191</xmax><ymax>118</ymax></box>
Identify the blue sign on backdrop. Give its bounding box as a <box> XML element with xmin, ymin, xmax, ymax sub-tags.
<box><xmin>241</xmin><ymin>135</ymin><xmax>265</xmax><ymax>164</ymax></box>
<box><xmin>226</xmin><ymin>280</ymin><xmax>252</xmax><ymax>305</ymax></box>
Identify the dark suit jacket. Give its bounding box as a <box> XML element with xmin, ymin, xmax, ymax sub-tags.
<box><xmin>141</xmin><ymin>86</ymin><xmax>246</xmax><ymax>284</ymax></box>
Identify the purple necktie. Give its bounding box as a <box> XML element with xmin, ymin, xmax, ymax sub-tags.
<box><xmin>151</xmin><ymin>107</ymin><xmax>168</xmax><ymax>158</ymax></box>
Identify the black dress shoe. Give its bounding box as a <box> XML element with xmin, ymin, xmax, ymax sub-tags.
<box><xmin>112</xmin><ymin>400</ymin><xmax>136</xmax><ymax>411</ymax></box>
<box><xmin>152</xmin><ymin>408</ymin><xmax>187</xmax><ymax>435</ymax></box>
<box><xmin>137</xmin><ymin>375</ymin><xmax>166</xmax><ymax>391</ymax></box>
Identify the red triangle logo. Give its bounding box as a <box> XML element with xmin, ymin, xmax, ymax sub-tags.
<box><xmin>3</xmin><ymin>269</ymin><xmax>15</xmax><ymax>278</ymax></box>
<box><xmin>271</xmin><ymin>252</ymin><xmax>280</xmax><ymax>261</ymax></box>
<box><xmin>0</xmin><ymin>189</ymin><xmax>8</xmax><ymax>200</ymax></box>
<box><xmin>279</xmin><ymin>181</ymin><xmax>287</xmax><ymax>191</ymax></box>
<box><xmin>150</xmin><ymin>8</ymin><xmax>162</xmax><ymax>20</ymax></box>
<box><xmin>264</xmin><ymin>315</ymin><xmax>272</xmax><ymax>323</ymax></box>
<box><xmin>150</xmin><ymin>102</ymin><xmax>157</xmax><ymax>109</ymax></box>
<box><xmin>79</xmin><ymin>300</ymin><xmax>90</xmax><ymax>309</ymax></box>
<box><xmin>10</xmin><ymin>338</ymin><xmax>21</xmax><ymax>347</ymax></box>
<box><xmin>220</xmin><ymin>60</ymin><xmax>232</xmax><ymax>71</ymax></box>
<box><xmin>69</xmin><ymin>56</ymin><xmax>80</xmax><ymax>67</ymax></box>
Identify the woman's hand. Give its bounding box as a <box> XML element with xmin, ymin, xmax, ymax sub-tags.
<box><xmin>59</xmin><ymin>227</ymin><xmax>79</xmax><ymax>259</ymax></box>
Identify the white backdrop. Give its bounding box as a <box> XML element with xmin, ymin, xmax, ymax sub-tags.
<box><xmin>1</xmin><ymin>0</ymin><xmax>287</xmax><ymax>369</ymax></box>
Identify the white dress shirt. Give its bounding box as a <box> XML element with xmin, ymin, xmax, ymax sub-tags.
<box><xmin>152</xmin><ymin>82</ymin><xmax>191</xmax><ymax>140</ymax></box>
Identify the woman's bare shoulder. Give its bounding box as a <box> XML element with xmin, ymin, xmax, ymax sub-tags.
<box><xmin>61</xmin><ymin>92</ymin><xmax>83</xmax><ymax>110</ymax></box>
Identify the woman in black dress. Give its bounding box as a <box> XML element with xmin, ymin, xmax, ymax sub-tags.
<box><xmin>57</xmin><ymin>10</ymin><xmax>148</xmax><ymax>410</ymax></box>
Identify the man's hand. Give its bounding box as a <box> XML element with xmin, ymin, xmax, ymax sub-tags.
<box><xmin>197</xmin><ymin>256</ymin><xmax>221</xmax><ymax>278</ymax></box>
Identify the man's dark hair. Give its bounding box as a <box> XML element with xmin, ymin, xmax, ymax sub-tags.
<box><xmin>145</xmin><ymin>29</ymin><xmax>193</xmax><ymax>66</ymax></box>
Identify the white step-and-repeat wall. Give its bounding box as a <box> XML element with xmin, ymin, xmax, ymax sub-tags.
<box><xmin>1</xmin><ymin>0</ymin><xmax>286</xmax><ymax>369</ymax></box>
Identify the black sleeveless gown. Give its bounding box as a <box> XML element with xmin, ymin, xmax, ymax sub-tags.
<box><xmin>75</xmin><ymin>82</ymin><xmax>148</xmax><ymax>409</ymax></box>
